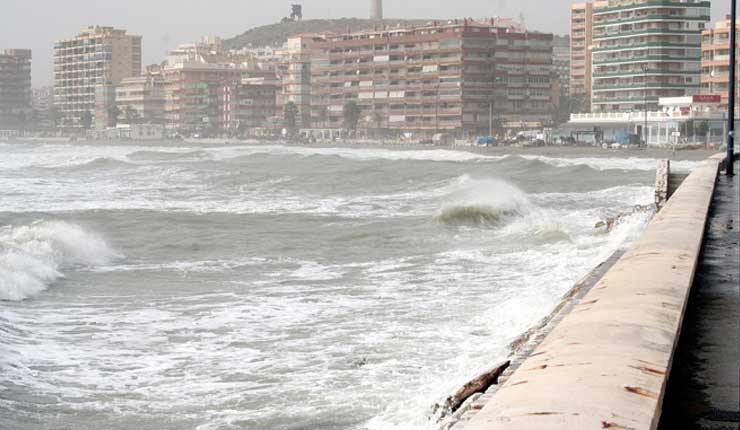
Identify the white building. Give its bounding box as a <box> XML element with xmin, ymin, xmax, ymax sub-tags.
<box><xmin>591</xmin><ymin>0</ymin><xmax>710</xmax><ymax>113</ymax></box>
<box><xmin>568</xmin><ymin>95</ymin><xmax>726</xmax><ymax>146</ymax></box>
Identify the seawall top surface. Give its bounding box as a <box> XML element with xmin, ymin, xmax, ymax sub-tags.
<box><xmin>462</xmin><ymin>156</ymin><xmax>723</xmax><ymax>430</ymax></box>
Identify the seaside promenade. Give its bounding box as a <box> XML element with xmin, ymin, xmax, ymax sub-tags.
<box><xmin>449</xmin><ymin>155</ymin><xmax>739</xmax><ymax>430</ymax></box>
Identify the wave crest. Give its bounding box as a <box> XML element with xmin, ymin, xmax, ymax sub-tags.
<box><xmin>0</xmin><ymin>221</ymin><xmax>120</xmax><ymax>301</ymax></box>
<box><xmin>436</xmin><ymin>176</ymin><xmax>530</xmax><ymax>226</ymax></box>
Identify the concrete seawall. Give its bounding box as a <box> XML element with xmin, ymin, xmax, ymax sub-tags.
<box><xmin>459</xmin><ymin>155</ymin><xmax>724</xmax><ymax>430</ymax></box>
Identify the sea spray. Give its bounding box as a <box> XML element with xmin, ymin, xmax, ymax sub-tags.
<box><xmin>0</xmin><ymin>221</ymin><xmax>120</xmax><ymax>301</ymax></box>
<box><xmin>436</xmin><ymin>176</ymin><xmax>531</xmax><ymax>226</ymax></box>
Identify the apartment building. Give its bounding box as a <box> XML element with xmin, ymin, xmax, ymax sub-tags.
<box><xmin>162</xmin><ymin>38</ymin><xmax>252</xmax><ymax>132</ymax></box>
<box><xmin>553</xmin><ymin>36</ymin><xmax>571</xmax><ymax>109</ymax></box>
<box><xmin>278</xmin><ymin>35</ymin><xmax>328</xmax><ymax>128</ymax></box>
<box><xmin>0</xmin><ymin>49</ymin><xmax>32</xmax><ymax>129</ymax></box>
<box><xmin>701</xmin><ymin>17</ymin><xmax>740</xmax><ymax>113</ymax></box>
<box><xmin>591</xmin><ymin>0</ymin><xmax>710</xmax><ymax>113</ymax></box>
<box><xmin>115</xmin><ymin>71</ymin><xmax>166</xmax><ymax>125</ymax></box>
<box><xmin>310</xmin><ymin>19</ymin><xmax>554</xmax><ymax>136</ymax></box>
<box><xmin>32</xmin><ymin>86</ymin><xmax>54</xmax><ymax>129</ymax></box>
<box><xmin>221</xmin><ymin>76</ymin><xmax>280</xmax><ymax>132</ymax></box>
<box><xmin>570</xmin><ymin>3</ymin><xmax>594</xmax><ymax>97</ymax></box>
<box><xmin>53</xmin><ymin>26</ymin><xmax>142</xmax><ymax>129</ymax></box>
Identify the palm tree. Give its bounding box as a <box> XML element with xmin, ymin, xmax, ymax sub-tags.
<box><xmin>342</xmin><ymin>101</ymin><xmax>361</xmax><ymax>132</ymax></box>
<box><xmin>284</xmin><ymin>102</ymin><xmax>299</xmax><ymax>137</ymax></box>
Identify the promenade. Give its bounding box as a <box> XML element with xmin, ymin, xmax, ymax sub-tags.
<box><xmin>659</xmin><ymin>161</ymin><xmax>740</xmax><ymax>430</ymax></box>
<box><xmin>452</xmin><ymin>154</ymin><xmax>737</xmax><ymax>430</ymax></box>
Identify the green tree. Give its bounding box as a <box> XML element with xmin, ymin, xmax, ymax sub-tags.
<box><xmin>317</xmin><ymin>105</ymin><xmax>329</xmax><ymax>128</ymax></box>
<box><xmin>696</xmin><ymin>120</ymin><xmax>709</xmax><ymax>139</ymax></box>
<box><xmin>108</xmin><ymin>105</ymin><xmax>121</xmax><ymax>127</ymax></box>
<box><xmin>123</xmin><ymin>106</ymin><xmax>140</xmax><ymax>125</ymax></box>
<box><xmin>80</xmin><ymin>111</ymin><xmax>93</xmax><ymax>130</ymax></box>
<box><xmin>342</xmin><ymin>101</ymin><xmax>361</xmax><ymax>132</ymax></box>
<box><xmin>284</xmin><ymin>101</ymin><xmax>299</xmax><ymax>136</ymax></box>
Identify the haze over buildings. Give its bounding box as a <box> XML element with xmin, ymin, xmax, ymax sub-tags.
<box><xmin>3</xmin><ymin>0</ymin><xmax>731</xmax><ymax>88</ymax></box>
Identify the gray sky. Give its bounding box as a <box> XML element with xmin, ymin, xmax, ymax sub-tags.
<box><xmin>1</xmin><ymin>0</ymin><xmax>732</xmax><ymax>87</ymax></box>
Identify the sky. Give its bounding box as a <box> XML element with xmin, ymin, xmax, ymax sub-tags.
<box><xmin>1</xmin><ymin>0</ymin><xmax>733</xmax><ymax>87</ymax></box>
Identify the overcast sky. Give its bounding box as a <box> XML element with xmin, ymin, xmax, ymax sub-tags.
<box><xmin>2</xmin><ymin>0</ymin><xmax>732</xmax><ymax>87</ymax></box>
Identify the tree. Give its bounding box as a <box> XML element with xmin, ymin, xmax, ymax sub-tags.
<box><xmin>317</xmin><ymin>105</ymin><xmax>329</xmax><ymax>128</ymax></box>
<box><xmin>80</xmin><ymin>111</ymin><xmax>93</xmax><ymax>130</ymax></box>
<box><xmin>372</xmin><ymin>111</ymin><xmax>383</xmax><ymax>129</ymax></box>
<box><xmin>342</xmin><ymin>101</ymin><xmax>361</xmax><ymax>132</ymax></box>
<box><xmin>284</xmin><ymin>101</ymin><xmax>299</xmax><ymax>136</ymax></box>
<box><xmin>695</xmin><ymin>120</ymin><xmax>709</xmax><ymax>139</ymax></box>
<box><xmin>108</xmin><ymin>105</ymin><xmax>121</xmax><ymax>127</ymax></box>
<box><xmin>123</xmin><ymin>106</ymin><xmax>140</xmax><ymax>125</ymax></box>
<box><xmin>554</xmin><ymin>94</ymin><xmax>589</xmax><ymax>125</ymax></box>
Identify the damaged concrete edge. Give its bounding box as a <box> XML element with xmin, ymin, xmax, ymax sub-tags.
<box><xmin>456</xmin><ymin>153</ymin><xmax>724</xmax><ymax>430</ymax></box>
<box><xmin>443</xmin><ymin>249</ymin><xmax>626</xmax><ymax>429</ymax></box>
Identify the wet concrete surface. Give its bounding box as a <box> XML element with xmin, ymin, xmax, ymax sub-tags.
<box><xmin>660</xmin><ymin>162</ymin><xmax>740</xmax><ymax>430</ymax></box>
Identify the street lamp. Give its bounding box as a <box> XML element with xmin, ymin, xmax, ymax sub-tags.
<box><xmin>642</xmin><ymin>64</ymin><xmax>649</xmax><ymax>148</ymax></box>
<box><xmin>727</xmin><ymin>0</ymin><xmax>736</xmax><ymax>175</ymax></box>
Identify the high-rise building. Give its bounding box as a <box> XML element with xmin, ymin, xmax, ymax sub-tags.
<box><xmin>570</xmin><ymin>3</ymin><xmax>593</xmax><ymax>97</ymax></box>
<box><xmin>553</xmin><ymin>36</ymin><xmax>571</xmax><ymax>109</ymax></box>
<box><xmin>591</xmin><ymin>0</ymin><xmax>710</xmax><ymax>113</ymax></box>
<box><xmin>53</xmin><ymin>26</ymin><xmax>142</xmax><ymax>130</ymax></box>
<box><xmin>310</xmin><ymin>19</ymin><xmax>553</xmax><ymax>135</ymax></box>
<box><xmin>0</xmin><ymin>49</ymin><xmax>32</xmax><ymax>129</ymax></box>
<box><xmin>701</xmin><ymin>17</ymin><xmax>740</xmax><ymax>114</ymax></box>
<box><xmin>278</xmin><ymin>35</ymin><xmax>328</xmax><ymax>129</ymax></box>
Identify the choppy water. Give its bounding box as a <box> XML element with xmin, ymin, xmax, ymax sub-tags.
<box><xmin>0</xmin><ymin>142</ymin><xmax>683</xmax><ymax>429</ymax></box>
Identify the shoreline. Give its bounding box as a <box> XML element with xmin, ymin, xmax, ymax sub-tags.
<box><xmin>9</xmin><ymin>136</ymin><xmax>717</xmax><ymax>162</ymax></box>
<box><xmin>441</xmin><ymin>248</ymin><xmax>627</xmax><ymax>429</ymax></box>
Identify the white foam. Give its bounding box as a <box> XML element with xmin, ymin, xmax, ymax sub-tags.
<box><xmin>0</xmin><ymin>221</ymin><xmax>120</xmax><ymax>300</ymax></box>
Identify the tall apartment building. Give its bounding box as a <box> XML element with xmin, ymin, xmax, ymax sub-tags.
<box><xmin>701</xmin><ymin>17</ymin><xmax>740</xmax><ymax>113</ymax></box>
<box><xmin>0</xmin><ymin>49</ymin><xmax>32</xmax><ymax>129</ymax></box>
<box><xmin>570</xmin><ymin>3</ymin><xmax>594</xmax><ymax>97</ymax></box>
<box><xmin>162</xmin><ymin>38</ymin><xmax>252</xmax><ymax>132</ymax></box>
<box><xmin>278</xmin><ymin>35</ymin><xmax>328</xmax><ymax>128</ymax></box>
<box><xmin>53</xmin><ymin>26</ymin><xmax>142</xmax><ymax>129</ymax></box>
<box><xmin>310</xmin><ymin>19</ymin><xmax>554</xmax><ymax>136</ymax></box>
<box><xmin>115</xmin><ymin>70</ymin><xmax>166</xmax><ymax>125</ymax></box>
<box><xmin>591</xmin><ymin>0</ymin><xmax>710</xmax><ymax>113</ymax></box>
<box><xmin>553</xmin><ymin>36</ymin><xmax>571</xmax><ymax>109</ymax></box>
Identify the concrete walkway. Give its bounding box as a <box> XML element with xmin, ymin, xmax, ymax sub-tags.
<box><xmin>459</xmin><ymin>156</ymin><xmax>722</xmax><ymax>430</ymax></box>
<box><xmin>659</xmin><ymin>162</ymin><xmax>740</xmax><ymax>430</ymax></box>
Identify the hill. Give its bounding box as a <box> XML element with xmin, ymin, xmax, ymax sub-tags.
<box><xmin>223</xmin><ymin>18</ymin><xmax>431</xmax><ymax>49</ymax></box>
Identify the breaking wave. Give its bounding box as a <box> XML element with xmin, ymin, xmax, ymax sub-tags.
<box><xmin>436</xmin><ymin>176</ymin><xmax>531</xmax><ymax>226</ymax></box>
<box><xmin>0</xmin><ymin>221</ymin><xmax>120</xmax><ymax>301</ymax></box>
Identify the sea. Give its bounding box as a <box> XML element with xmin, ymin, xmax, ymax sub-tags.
<box><xmin>0</xmin><ymin>142</ymin><xmax>694</xmax><ymax>430</ymax></box>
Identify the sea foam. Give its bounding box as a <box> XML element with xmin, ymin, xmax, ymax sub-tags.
<box><xmin>0</xmin><ymin>221</ymin><xmax>119</xmax><ymax>301</ymax></box>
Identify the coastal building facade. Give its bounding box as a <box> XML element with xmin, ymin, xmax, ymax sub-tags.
<box><xmin>0</xmin><ymin>49</ymin><xmax>32</xmax><ymax>129</ymax></box>
<box><xmin>221</xmin><ymin>76</ymin><xmax>280</xmax><ymax>132</ymax></box>
<box><xmin>591</xmin><ymin>0</ymin><xmax>711</xmax><ymax>113</ymax></box>
<box><xmin>278</xmin><ymin>35</ymin><xmax>328</xmax><ymax>128</ymax></box>
<box><xmin>53</xmin><ymin>26</ymin><xmax>142</xmax><ymax>130</ymax></box>
<box><xmin>115</xmin><ymin>72</ymin><xmax>166</xmax><ymax>125</ymax></box>
<box><xmin>161</xmin><ymin>38</ymin><xmax>252</xmax><ymax>133</ymax></box>
<box><xmin>309</xmin><ymin>19</ymin><xmax>554</xmax><ymax>136</ymax></box>
<box><xmin>701</xmin><ymin>17</ymin><xmax>740</xmax><ymax>114</ymax></box>
<box><xmin>570</xmin><ymin>2</ymin><xmax>594</xmax><ymax>97</ymax></box>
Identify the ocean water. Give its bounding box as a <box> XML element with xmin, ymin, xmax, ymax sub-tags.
<box><xmin>0</xmin><ymin>142</ymin><xmax>679</xmax><ymax>429</ymax></box>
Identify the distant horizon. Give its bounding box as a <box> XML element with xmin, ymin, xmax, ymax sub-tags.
<box><xmin>3</xmin><ymin>0</ymin><xmax>732</xmax><ymax>87</ymax></box>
